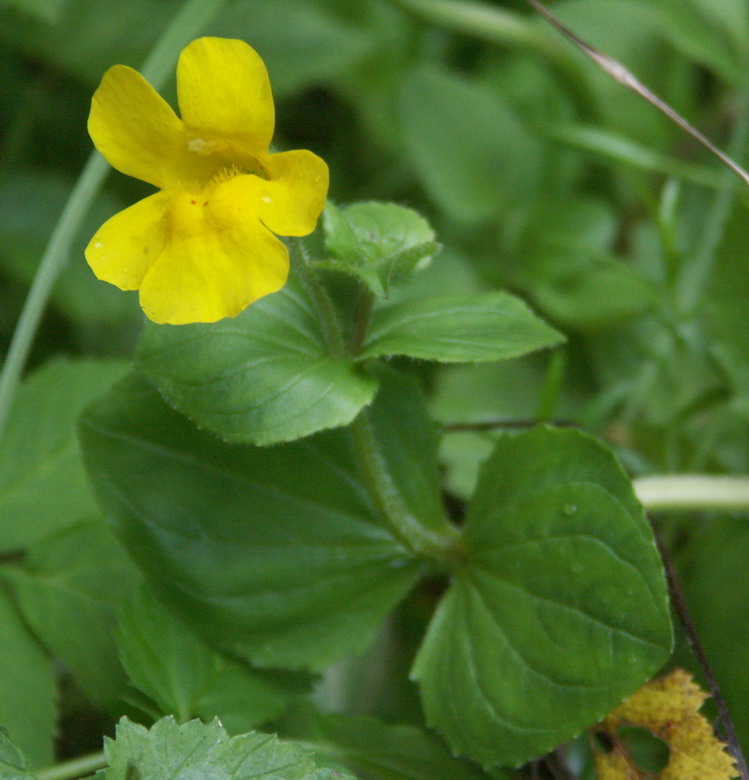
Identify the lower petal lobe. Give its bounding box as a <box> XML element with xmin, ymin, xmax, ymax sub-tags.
<box><xmin>138</xmin><ymin>218</ymin><xmax>288</xmax><ymax>325</ymax></box>
<box><xmin>85</xmin><ymin>192</ymin><xmax>169</xmax><ymax>291</ymax></box>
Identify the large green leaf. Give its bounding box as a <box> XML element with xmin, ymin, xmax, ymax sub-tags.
<box><xmin>97</xmin><ymin>717</ymin><xmax>356</xmax><ymax>780</ymax></box>
<box><xmin>412</xmin><ymin>427</ymin><xmax>672</xmax><ymax>768</ymax></box>
<box><xmin>0</xmin><ymin>589</ymin><xmax>56</xmax><ymax>769</ymax></box>
<box><xmin>6</xmin><ymin>519</ymin><xmax>140</xmax><ymax>710</ymax></box>
<box><xmin>358</xmin><ymin>292</ymin><xmax>563</xmax><ymax>363</ymax></box>
<box><xmin>0</xmin><ymin>357</ymin><xmax>126</xmax><ymax>551</ymax></box>
<box><xmin>137</xmin><ymin>273</ymin><xmax>377</xmax><ymax>446</ymax></box>
<box><xmin>282</xmin><ymin>703</ymin><xmax>509</xmax><ymax>780</ymax></box>
<box><xmin>79</xmin><ymin>372</ymin><xmax>433</xmax><ymax>671</ymax></box>
<box><xmin>117</xmin><ymin>585</ymin><xmax>309</xmax><ymax>733</ymax></box>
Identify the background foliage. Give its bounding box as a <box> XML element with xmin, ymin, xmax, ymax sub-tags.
<box><xmin>1</xmin><ymin>0</ymin><xmax>748</xmax><ymax>777</ymax></box>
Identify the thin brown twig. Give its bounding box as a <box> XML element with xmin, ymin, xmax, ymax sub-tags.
<box><xmin>522</xmin><ymin>0</ymin><xmax>749</xmax><ymax>189</ymax></box>
<box><xmin>653</xmin><ymin>528</ymin><xmax>749</xmax><ymax>780</ymax></box>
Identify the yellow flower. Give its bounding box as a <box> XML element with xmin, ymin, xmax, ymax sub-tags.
<box><xmin>85</xmin><ymin>37</ymin><xmax>329</xmax><ymax>325</ymax></box>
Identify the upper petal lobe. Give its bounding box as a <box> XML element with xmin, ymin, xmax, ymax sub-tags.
<box><xmin>177</xmin><ymin>37</ymin><xmax>275</xmax><ymax>155</ymax></box>
<box><xmin>88</xmin><ymin>65</ymin><xmax>184</xmax><ymax>189</ymax></box>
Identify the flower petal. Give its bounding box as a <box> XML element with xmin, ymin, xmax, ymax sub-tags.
<box><xmin>85</xmin><ymin>192</ymin><xmax>170</xmax><ymax>290</ymax></box>
<box><xmin>138</xmin><ymin>219</ymin><xmax>288</xmax><ymax>325</ymax></box>
<box><xmin>88</xmin><ymin>65</ymin><xmax>184</xmax><ymax>188</ymax></box>
<box><xmin>177</xmin><ymin>37</ymin><xmax>274</xmax><ymax>154</ymax></box>
<box><xmin>220</xmin><ymin>150</ymin><xmax>329</xmax><ymax>237</ymax></box>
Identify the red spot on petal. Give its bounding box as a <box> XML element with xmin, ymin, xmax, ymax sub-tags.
<box><xmin>190</xmin><ymin>200</ymin><xmax>197</xmax><ymax>205</ymax></box>
<box><xmin>203</xmin><ymin>201</ymin><xmax>209</xmax><ymax>206</ymax></box>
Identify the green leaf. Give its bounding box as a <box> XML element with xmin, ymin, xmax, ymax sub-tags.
<box><xmin>358</xmin><ymin>292</ymin><xmax>563</xmax><ymax>363</ymax></box>
<box><xmin>0</xmin><ymin>726</ymin><xmax>34</xmax><ymax>779</ymax></box>
<box><xmin>282</xmin><ymin>702</ymin><xmax>508</xmax><ymax>780</ymax></box>
<box><xmin>320</xmin><ymin>201</ymin><xmax>439</xmax><ymax>297</ymax></box>
<box><xmin>400</xmin><ymin>66</ymin><xmax>543</xmax><ymax>224</ymax></box>
<box><xmin>0</xmin><ymin>0</ymin><xmax>67</xmax><ymax>22</ymax></box>
<box><xmin>137</xmin><ymin>272</ymin><xmax>377</xmax><ymax>446</ymax></box>
<box><xmin>117</xmin><ymin>584</ymin><xmax>309</xmax><ymax>733</ymax></box>
<box><xmin>97</xmin><ymin>716</ymin><xmax>356</xmax><ymax>780</ymax></box>
<box><xmin>527</xmin><ymin>258</ymin><xmax>658</xmax><ymax>331</ymax></box>
<box><xmin>656</xmin><ymin>0</ymin><xmax>742</xmax><ymax>80</ymax></box>
<box><xmin>6</xmin><ymin>519</ymin><xmax>140</xmax><ymax>710</ymax></box>
<box><xmin>0</xmin><ymin>589</ymin><xmax>55</xmax><ymax>769</ymax></box>
<box><xmin>79</xmin><ymin>372</ymin><xmax>425</xmax><ymax>671</ymax></box>
<box><xmin>412</xmin><ymin>427</ymin><xmax>672</xmax><ymax>768</ymax></box>
<box><xmin>0</xmin><ymin>357</ymin><xmax>127</xmax><ymax>551</ymax></box>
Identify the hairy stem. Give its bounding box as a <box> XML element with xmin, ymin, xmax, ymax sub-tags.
<box><xmin>289</xmin><ymin>239</ymin><xmax>347</xmax><ymax>356</ymax></box>
<box><xmin>348</xmin><ymin>289</ymin><xmax>375</xmax><ymax>356</ymax></box>
<box><xmin>0</xmin><ymin>0</ymin><xmax>230</xmax><ymax>440</ymax></box>
<box><xmin>292</xmin><ymin>240</ymin><xmax>462</xmax><ymax>563</ymax></box>
<box><xmin>349</xmin><ymin>411</ymin><xmax>464</xmax><ymax>563</ymax></box>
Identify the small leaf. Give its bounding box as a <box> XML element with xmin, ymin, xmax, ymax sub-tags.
<box><xmin>0</xmin><ymin>589</ymin><xmax>56</xmax><ymax>769</ymax></box>
<box><xmin>117</xmin><ymin>584</ymin><xmax>309</xmax><ymax>733</ymax></box>
<box><xmin>7</xmin><ymin>519</ymin><xmax>140</xmax><ymax>710</ymax></box>
<box><xmin>412</xmin><ymin>427</ymin><xmax>672</xmax><ymax>768</ymax></box>
<box><xmin>594</xmin><ymin>669</ymin><xmax>737</xmax><ymax>780</ymax></box>
<box><xmin>97</xmin><ymin>716</ymin><xmax>356</xmax><ymax>780</ymax></box>
<box><xmin>137</xmin><ymin>272</ymin><xmax>377</xmax><ymax>446</ymax></box>
<box><xmin>321</xmin><ymin>201</ymin><xmax>439</xmax><ymax>297</ymax></box>
<box><xmin>358</xmin><ymin>292</ymin><xmax>563</xmax><ymax>363</ymax></box>
<box><xmin>0</xmin><ymin>357</ymin><xmax>126</xmax><ymax>550</ymax></box>
<box><xmin>0</xmin><ymin>726</ymin><xmax>34</xmax><ymax>779</ymax></box>
<box><xmin>79</xmin><ymin>372</ymin><xmax>431</xmax><ymax>671</ymax></box>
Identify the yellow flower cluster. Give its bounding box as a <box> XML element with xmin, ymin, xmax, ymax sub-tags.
<box><xmin>86</xmin><ymin>37</ymin><xmax>329</xmax><ymax>324</ymax></box>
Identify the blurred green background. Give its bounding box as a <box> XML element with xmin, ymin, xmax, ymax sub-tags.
<box><xmin>2</xmin><ymin>0</ymin><xmax>749</xmax><ymax>766</ymax></box>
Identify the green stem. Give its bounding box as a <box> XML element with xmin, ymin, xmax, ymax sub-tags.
<box><xmin>349</xmin><ymin>412</ymin><xmax>464</xmax><ymax>563</ymax></box>
<box><xmin>348</xmin><ymin>289</ymin><xmax>375</xmax><ymax>356</ymax></box>
<box><xmin>35</xmin><ymin>751</ymin><xmax>107</xmax><ymax>780</ymax></box>
<box><xmin>289</xmin><ymin>239</ymin><xmax>346</xmax><ymax>356</ymax></box>
<box><xmin>634</xmin><ymin>475</ymin><xmax>749</xmax><ymax>512</ymax></box>
<box><xmin>0</xmin><ymin>0</ymin><xmax>230</xmax><ymax>440</ymax></box>
<box><xmin>291</xmin><ymin>240</ymin><xmax>463</xmax><ymax>564</ymax></box>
